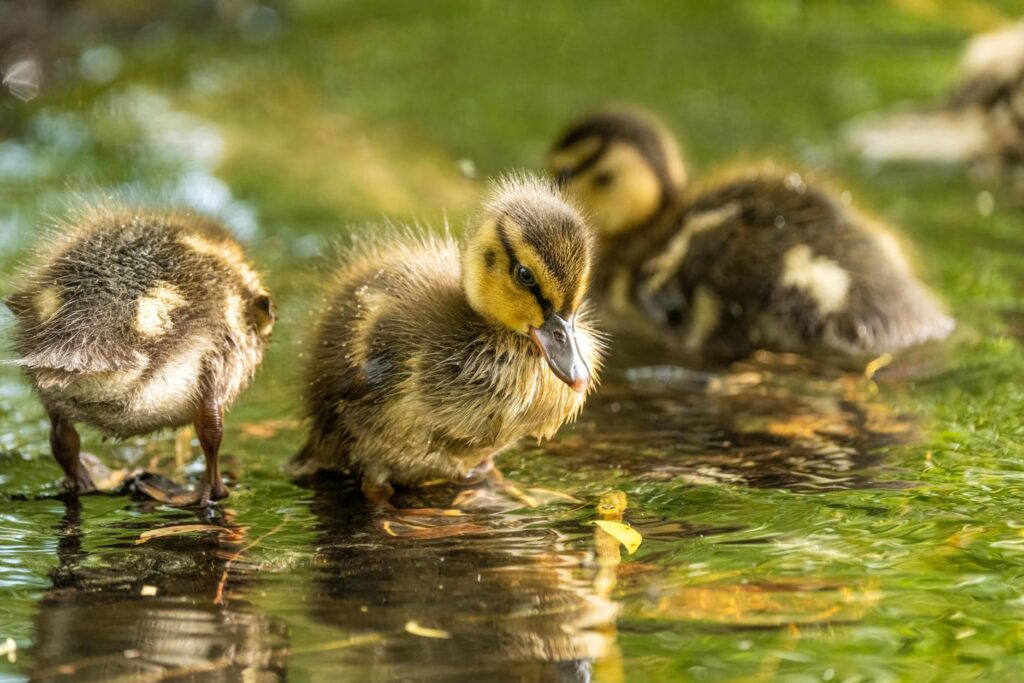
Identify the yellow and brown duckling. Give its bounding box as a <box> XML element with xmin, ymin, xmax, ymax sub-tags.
<box><xmin>548</xmin><ymin>108</ymin><xmax>954</xmax><ymax>361</ymax></box>
<box><xmin>294</xmin><ymin>175</ymin><xmax>602</xmax><ymax>504</ymax></box>
<box><xmin>4</xmin><ymin>205</ymin><xmax>275</xmax><ymax>504</ymax></box>
<box><xmin>846</xmin><ymin>20</ymin><xmax>1024</xmax><ymax>168</ymax></box>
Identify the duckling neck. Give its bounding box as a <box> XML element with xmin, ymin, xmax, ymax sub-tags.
<box><xmin>593</xmin><ymin>196</ymin><xmax>684</xmax><ymax>296</ymax></box>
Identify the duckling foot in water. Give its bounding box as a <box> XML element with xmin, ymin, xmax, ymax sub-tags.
<box><xmin>131</xmin><ymin>398</ymin><xmax>229</xmax><ymax>506</ymax></box>
<box><xmin>451</xmin><ymin>467</ymin><xmax>582</xmax><ymax>511</ymax></box>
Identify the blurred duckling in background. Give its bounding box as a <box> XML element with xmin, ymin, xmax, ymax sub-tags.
<box><xmin>294</xmin><ymin>175</ymin><xmax>602</xmax><ymax>505</ymax></box>
<box><xmin>4</xmin><ymin>205</ymin><xmax>275</xmax><ymax>505</ymax></box>
<box><xmin>845</xmin><ymin>20</ymin><xmax>1024</xmax><ymax>172</ymax></box>
<box><xmin>548</xmin><ymin>108</ymin><xmax>954</xmax><ymax>362</ymax></box>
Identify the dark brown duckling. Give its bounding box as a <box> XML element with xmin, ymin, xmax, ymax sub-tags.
<box><xmin>293</xmin><ymin>175</ymin><xmax>603</xmax><ymax>504</ymax></box>
<box><xmin>548</xmin><ymin>107</ymin><xmax>954</xmax><ymax>361</ymax></box>
<box><xmin>4</xmin><ymin>204</ymin><xmax>275</xmax><ymax>505</ymax></box>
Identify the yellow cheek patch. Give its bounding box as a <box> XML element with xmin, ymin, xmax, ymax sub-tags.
<box><xmin>135</xmin><ymin>284</ymin><xmax>186</xmax><ymax>337</ymax></box>
<box><xmin>570</xmin><ymin>142</ymin><xmax>661</xmax><ymax>236</ymax></box>
<box><xmin>464</xmin><ymin>220</ymin><xmax>546</xmax><ymax>334</ymax></box>
<box><xmin>33</xmin><ymin>287</ymin><xmax>62</xmax><ymax>323</ymax></box>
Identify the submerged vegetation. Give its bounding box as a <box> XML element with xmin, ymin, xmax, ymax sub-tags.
<box><xmin>2</xmin><ymin>1</ymin><xmax>1024</xmax><ymax>680</ymax></box>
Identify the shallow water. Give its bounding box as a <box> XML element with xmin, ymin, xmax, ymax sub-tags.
<box><xmin>2</xmin><ymin>1</ymin><xmax>1024</xmax><ymax>681</ymax></box>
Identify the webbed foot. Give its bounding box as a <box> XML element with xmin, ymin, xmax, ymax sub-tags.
<box><xmin>61</xmin><ymin>470</ymin><xmax>96</xmax><ymax>495</ymax></box>
<box><xmin>130</xmin><ymin>472</ymin><xmax>229</xmax><ymax>507</ymax></box>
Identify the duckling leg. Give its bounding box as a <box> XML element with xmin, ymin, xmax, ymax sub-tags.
<box><xmin>48</xmin><ymin>410</ymin><xmax>95</xmax><ymax>494</ymax></box>
<box><xmin>133</xmin><ymin>396</ymin><xmax>228</xmax><ymax>506</ymax></box>
<box><xmin>194</xmin><ymin>396</ymin><xmax>229</xmax><ymax>503</ymax></box>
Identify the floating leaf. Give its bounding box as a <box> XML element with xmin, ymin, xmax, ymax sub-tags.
<box><xmin>404</xmin><ymin>621</ymin><xmax>451</xmax><ymax>639</ymax></box>
<box><xmin>136</xmin><ymin>524</ymin><xmax>238</xmax><ymax>544</ymax></box>
<box><xmin>864</xmin><ymin>353</ymin><xmax>893</xmax><ymax>380</ymax></box>
<box><xmin>594</xmin><ymin>520</ymin><xmax>643</xmax><ymax>554</ymax></box>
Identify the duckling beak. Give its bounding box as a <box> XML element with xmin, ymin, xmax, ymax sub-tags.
<box><xmin>529</xmin><ymin>314</ymin><xmax>590</xmax><ymax>393</ymax></box>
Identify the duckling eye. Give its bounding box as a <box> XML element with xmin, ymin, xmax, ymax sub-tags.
<box><xmin>515</xmin><ymin>265</ymin><xmax>536</xmax><ymax>288</ymax></box>
<box><xmin>592</xmin><ymin>171</ymin><xmax>614</xmax><ymax>188</ymax></box>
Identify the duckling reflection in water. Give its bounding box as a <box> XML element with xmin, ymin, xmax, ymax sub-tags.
<box><xmin>548</xmin><ymin>107</ymin><xmax>954</xmax><ymax>362</ymax></box>
<box><xmin>296</xmin><ymin>477</ymin><xmax>622</xmax><ymax>682</ymax></box>
<box><xmin>29</xmin><ymin>498</ymin><xmax>288</xmax><ymax>681</ymax></box>
<box><xmin>846</xmin><ymin>20</ymin><xmax>1024</xmax><ymax>178</ymax></box>
<box><xmin>294</xmin><ymin>175</ymin><xmax>603</xmax><ymax>507</ymax></box>
<box><xmin>557</xmin><ymin>351</ymin><xmax>918</xmax><ymax>493</ymax></box>
<box><xmin>4</xmin><ymin>204</ymin><xmax>275</xmax><ymax>505</ymax></box>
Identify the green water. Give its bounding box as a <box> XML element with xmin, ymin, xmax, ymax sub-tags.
<box><xmin>2</xmin><ymin>1</ymin><xmax>1024</xmax><ymax>680</ymax></box>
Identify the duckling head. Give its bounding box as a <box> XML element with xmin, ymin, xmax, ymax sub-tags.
<box><xmin>463</xmin><ymin>175</ymin><xmax>595</xmax><ymax>393</ymax></box>
<box><xmin>548</xmin><ymin>107</ymin><xmax>687</xmax><ymax>236</ymax></box>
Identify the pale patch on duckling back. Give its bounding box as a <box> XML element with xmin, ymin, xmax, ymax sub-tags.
<box><xmin>224</xmin><ymin>293</ymin><xmax>245</xmax><ymax>336</ymax></box>
<box><xmin>179</xmin><ymin>233</ymin><xmax>263</xmax><ymax>292</ymax></box>
<box><xmin>781</xmin><ymin>245</ymin><xmax>850</xmax><ymax>315</ymax></box>
<box><xmin>132</xmin><ymin>335</ymin><xmax>209</xmax><ymax>417</ymax></box>
<box><xmin>32</xmin><ymin>287</ymin><xmax>62</xmax><ymax>323</ymax></box>
<box><xmin>135</xmin><ymin>284</ymin><xmax>186</xmax><ymax>337</ymax></box>
<box><xmin>684</xmin><ymin>286</ymin><xmax>721</xmax><ymax>352</ymax></box>
<box><xmin>642</xmin><ymin>202</ymin><xmax>740</xmax><ymax>295</ymax></box>
<box><xmin>350</xmin><ymin>285</ymin><xmax>393</xmax><ymax>371</ymax></box>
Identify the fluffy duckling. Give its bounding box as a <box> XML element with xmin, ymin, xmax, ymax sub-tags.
<box><xmin>549</xmin><ymin>108</ymin><xmax>954</xmax><ymax>360</ymax></box>
<box><xmin>4</xmin><ymin>205</ymin><xmax>275</xmax><ymax>504</ymax></box>
<box><xmin>846</xmin><ymin>20</ymin><xmax>1024</xmax><ymax>167</ymax></box>
<box><xmin>294</xmin><ymin>175</ymin><xmax>602</xmax><ymax>503</ymax></box>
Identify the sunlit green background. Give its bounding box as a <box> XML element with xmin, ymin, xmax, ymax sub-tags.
<box><xmin>2</xmin><ymin>1</ymin><xmax>1024</xmax><ymax>681</ymax></box>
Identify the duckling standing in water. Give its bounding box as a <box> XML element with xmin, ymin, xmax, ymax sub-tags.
<box><xmin>294</xmin><ymin>175</ymin><xmax>602</xmax><ymax>505</ymax></box>
<box><xmin>4</xmin><ymin>206</ymin><xmax>275</xmax><ymax>505</ymax></box>
<box><xmin>548</xmin><ymin>108</ymin><xmax>954</xmax><ymax>361</ymax></box>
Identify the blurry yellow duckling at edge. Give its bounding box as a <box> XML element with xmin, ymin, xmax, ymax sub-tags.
<box><xmin>294</xmin><ymin>174</ymin><xmax>603</xmax><ymax>504</ymax></box>
<box><xmin>548</xmin><ymin>107</ymin><xmax>955</xmax><ymax>362</ymax></box>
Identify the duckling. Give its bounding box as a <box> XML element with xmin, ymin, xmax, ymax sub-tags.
<box><xmin>548</xmin><ymin>108</ymin><xmax>954</xmax><ymax>361</ymax></box>
<box><xmin>4</xmin><ymin>204</ymin><xmax>275</xmax><ymax>505</ymax></box>
<box><xmin>293</xmin><ymin>175</ymin><xmax>602</xmax><ymax>504</ymax></box>
<box><xmin>845</xmin><ymin>20</ymin><xmax>1024</xmax><ymax>169</ymax></box>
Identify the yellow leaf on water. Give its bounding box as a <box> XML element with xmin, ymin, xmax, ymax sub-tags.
<box><xmin>404</xmin><ymin>621</ymin><xmax>451</xmax><ymax>639</ymax></box>
<box><xmin>594</xmin><ymin>520</ymin><xmax>643</xmax><ymax>555</ymax></box>
<box><xmin>864</xmin><ymin>353</ymin><xmax>893</xmax><ymax>380</ymax></box>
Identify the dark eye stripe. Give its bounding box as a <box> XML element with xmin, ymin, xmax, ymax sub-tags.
<box><xmin>495</xmin><ymin>218</ymin><xmax>518</xmax><ymax>277</ymax></box>
<box><xmin>562</xmin><ymin>141</ymin><xmax>608</xmax><ymax>179</ymax></box>
<box><xmin>497</xmin><ymin>218</ymin><xmax>553</xmax><ymax>318</ymax></box>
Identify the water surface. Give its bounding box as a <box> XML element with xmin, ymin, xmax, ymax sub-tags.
<box><xmin>2</xmin><ymin>2</ymin><xmax>1024</xmax><ymax>680</ymax></box>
